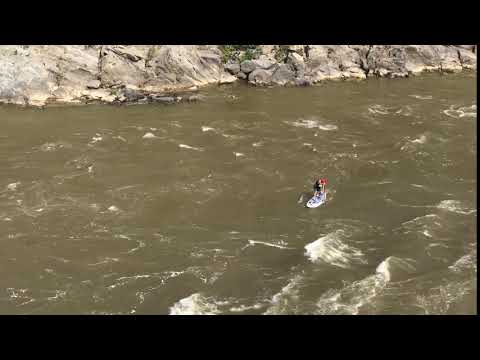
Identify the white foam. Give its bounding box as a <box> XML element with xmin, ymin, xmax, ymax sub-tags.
<box><xmin>400</xmin><ymin>134</ymin><xmax>428</xmax><ymax>151</ymax></box>
<box><xmin>89</xmin><ymin>134</ymin><xmax>103</xmax><ymax>145</ymax></box>
<box><xmin>423</xmin><ymin>230</ymin><xmax>433</xmax><ymax>237</ymax></box>
<box><xmin>304</xmin><ymin>230</ymin><xmax>367</xmax><ymax>268</ymax></box>
<box><xmin>368</xmin><ymin>104</ymin><xmax>390</xmax><ymax>115</ymax></box>
<box><xmin>288</xmin><ymin>118</ymin><xmax>337</xmax><ymax>130</ymax></box>
<box><xmin>412</xmin><ymin>135</ymin><xmax>427</xmax><ymax>144</ymax></box>
<box><xmin>107</xmin><ymin>274</ymin><xmax>159</xmax><ymax>290</ymax></box>
<box><xmin>443</xmin><ymin>104</ymin><xmax>477</xmax><ymax>119</ymax></box>
<box><xmin>247</xmin><ymin>240</ymin><xmax>294</xmax><ymax>250</ymax></box>
<box><xmin>396</xmin><ymin>214</ymin><xmax>445</xmax><ymax>238</ymax></box>
<box><xmin>162</xmin><ymin>271</ymin><xmax>186</xmax><ymax>282</ymax></box>
<box><xmin>115</xmin><ymin>274</ymin><xmax>152</xmax><ymax>282</ymax></box>
<box><xmin>375</xmin><ymin>256</ymin><xmax>417</xmax><ymax>283</ymax></box>
<box><xmin>252</xmin><ymin>142</ymin><xmax>263</xmax><ymax>147</ymax></box>
<box><xmin>230</xmin><ymin>303</ymin><xmax>264</xmax><ymax>312</ymax></box>
<box><xmin>458</xmin><ymin>105</ymin><xmax>477</xmax><ymax>117</ymax></box>
<box><xmin>142</xmin><ymin>132</ymin><xmax>157</xmax><ymax>139</ymax></box>
<box><xmin>400</xmin><ymin>214</ymin><xmax>439</xmax><ymax>226</ymax></box>
<box><xmin>169</xmin><ymin>293</ymin><xmax>220</xmax><ymax>315</ymax></box>
<box><xmin>179</xmin><ymin>144</ymin><xmax>203</xmax><ymax>151</ymax></box>
<box><xmin>263</xmin><ymin>275</ymin><xmax>303</xmax><ymax>315</ymax></box>
<box><xmin>7</xmin><ymin>288</ymin><xmax>29</xmax><ymax>299</ymax></box>
<box><xmin>88</xmin><ymin>257</ymin><xmax>120</xmax><ymax>266</ymax></box>
<box><xmin>6</xmin><ymin>182</ymin><xmax>20</xmax><ymax>191</ymax></box>
<box><xmin>127</xmin><ymin>239</ymin><xmax>146</xmax><ymax>254</ymax></box>
<box><xmin>201</xmin><ymin>126</ymin><xmax>215</xmax><ymax>132</ymax></box>
<box><xmin>40</xmin><ymin>142</ymin><xmax>61</xmax><ymax>152</ymax></box>
<box><xmin>415</xmin><ymin>279</ymin><xmax>474</xmax><ymax>314</ymax></box>
<box><xmin>368</xmin><ymin>104</ymin><xmax>413</xmax><ymax>116</ymax></box>
<box><xmin>409</xmin><ymin>94</ymin><xmax>433</xmax><ymax>100</ymax></box>
<box><xmin>318</xmin><ymin>124</ymin><xmax>338</xmax><ymax>131</ymax></box>
<box><xmin>443</xmin><ymin>109</ymin><xmax>461</xmax><ymax>118</ymax></box>
<box><xmin>302</xmin><ymin>143</ymin><xmax>317</xmax><ymax>152</ymax></box>
<box><xmin>6</xmin><ymin>288</ymin><xmax>36</xmax><ymax>306</ymax></box>
<box><xmin>395</xmin><ymin>105</ymin><xmax>413</xmax><ymax>116</ymax></box>
<box><xmin>185</xmin><ymin>266</ymin><xmax>223</xmax><ymax>285</ymax></box>
<box><xmin>449</xmin><ymin>251</ymin><xmax>476</xmax><ymax>274</ymax></box>
<box><xmin>437</xmin><ymin>200</ymin><xmax>476</xmax><ymax>215</ymax></box>
<box><xmin>315</xmin><ymin>273</ymin><xmax>387</xmax><ymax>315</ymax></box>
<box><xmin>47</xmin><ymin>290</ymin><xmax>67</xmax><ymax>301</ymax></box>
<box><xmin>89</xmin><ymin>203</ymin><xmax>100</xmax><ymax>211</ymax></box>
<box><xmin>233</xmin><ymin>152</ymin><xmax>244</xmax><ymax>158</ymax></box>
<box><xmin>375</xmin><ymin>259</ymin><xmax>391</xmax><ymax>282</ymax></box>
<box><xmin>114</xmin><ymin>135</ymin><xmax>127</xmax><ymax>142</ymax></box>
<box><xmin>108</xmin><ymin>205</ymin><xmax>120</xmax><ymax>212</ymax></box>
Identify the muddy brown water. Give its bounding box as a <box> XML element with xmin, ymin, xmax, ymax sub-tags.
<box><xmin>0</xmin><ymin>72</ymin><xmax>476</xmax><ymax>314</ymax></box>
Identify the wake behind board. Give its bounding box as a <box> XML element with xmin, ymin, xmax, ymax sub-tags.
<box><xmin>306</xmin><ymin>192</ymin><xmax>326</xmax><ymax>208</ymax></box>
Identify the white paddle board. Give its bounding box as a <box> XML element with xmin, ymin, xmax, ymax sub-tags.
<box><xmin>306</xmin><ymin>192</ymin><xmax>326</xmax><ymax>208</ymax></box>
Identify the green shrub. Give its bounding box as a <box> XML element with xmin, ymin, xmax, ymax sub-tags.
<box><xmin>219</xmin><ymin>45</ymin><xmax>237</xmax><ymax>63</ymax></box>
<box><xmin>219</xmin><ymin>45</ymin><xmax>261</xmax><ymax>63</ymax></box>
<box><xmin>239</xmin><ymin>46</ymin><xmax>262</xmax><ymax>62</ymax></box>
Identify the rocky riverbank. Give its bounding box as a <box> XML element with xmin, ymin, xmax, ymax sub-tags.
<box><xmin>0</xmin><ymin>45</ymin><xmax>476</xmax><ymax>107</ymax></box>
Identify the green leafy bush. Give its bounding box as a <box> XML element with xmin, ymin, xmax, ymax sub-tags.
<box><xmin>220</xmin><ymin>45</ymin><xmax>261</xmax><ymax>63</ymax></box>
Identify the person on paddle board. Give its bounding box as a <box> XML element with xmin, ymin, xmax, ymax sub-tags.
<box><xmin>313</xmin><ymin>178</ymin><xmax>327</xmax><ymax>198</ymax></box>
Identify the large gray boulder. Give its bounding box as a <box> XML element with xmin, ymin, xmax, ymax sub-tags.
<box><xmin>240</xmin><ymin>60</ymin><xmax>257</xmax><ymax>74</ymax></box>
<box><xmin>143</xmin><ymin>45</ymin><xmax>226</xmax><ymax>91</ymax></box>
<box><xmin>100</xmin><ymin>45</ymin><xmax>150</xmax><ymax>88</ymax></box>
<box><xmin>0</xmin><ymin>45</ymin><xmax>100</xmax><ymax>106</ymax></box>
<box><xmin>225</xmin><ymin>62</ymin><xmax>241</xmax><ymax>75</ymax></box>
<box><xmin>240</xmin><ymin>57</ymin><xmax>276</xmax><ymax>74</ymax></box>
<box><xmin>248</xmin><ymin>68</ymin><xmax>274</xmax><ymax>85</ymax></box>
<box><xmin>288</xmin><ymin>52</ymin><xmax>305</xmax><ymax>77</ymax></box>
<box><xmin>366</xmin><ymin>45</ymin><xmax>410</xmax><ymax>77</ymax></box>
<box><xmin>366</xmin><ymin>45</ymin><xmax>464</xmax><ymax>76</ymax></box>
<box><xmin>457</xmin><ymin>47</ymin><xmax>476</xmax><ymax>69</ymax></box>
<box><xmin>0</xmin><ymin>45</ymin><xmax>230</xmax><ymax>106</ymax></box>
<box><xmin>219</xmin><ymin>72</ymin><xmax>237</xmax><ymax>84</ymax></box>
<box><xmin>304</xmin><ymin>45</ymin><xmax>366</xmax><ymax>81</ymax></box>
<box><xmin>236</xmin><ymin>72</ymin><xmax>247</xmax><ymax>80</ymax></box>
<box><xmin>271</xmin><ymin>64</ymin><xmax>295</xmax><ymax>85</ymax></box>
<box><xmin>253</xmin><ymin>56</ymin><xmax>277</xmax><ymax>70</ymax></box>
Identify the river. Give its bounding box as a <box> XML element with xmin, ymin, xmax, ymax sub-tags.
<box><xmin>0</xmin><ymin>72</ymin><xmax>476</xmax><ymax>314</ymax></box>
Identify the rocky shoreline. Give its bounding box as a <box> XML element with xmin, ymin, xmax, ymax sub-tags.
<box><xmin>0</xmin><ymin>45</ymin><xmax>476</xmax><ymax>107</ymax></box>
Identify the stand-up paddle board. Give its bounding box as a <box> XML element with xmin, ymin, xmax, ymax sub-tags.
<box><xmin>306</xmin><ymin>191</ymin><xmax>326</xmax><ymax>208</ymax></box>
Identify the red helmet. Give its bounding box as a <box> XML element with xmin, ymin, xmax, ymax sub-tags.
<box><xmin>320</xmin><ymin>178</ymin><xmax>327</xmax><ymax>185</ymax></box>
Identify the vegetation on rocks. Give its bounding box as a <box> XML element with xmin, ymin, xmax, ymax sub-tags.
<box><xmin>0</xmin><ymin>45</ymin><xmax>476</xmax><ymax>107</ymax></box>
<box><xmin>220</xmin><ymin>45</ymin><xmax>261</xmax><ymax>63</ymax></box>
